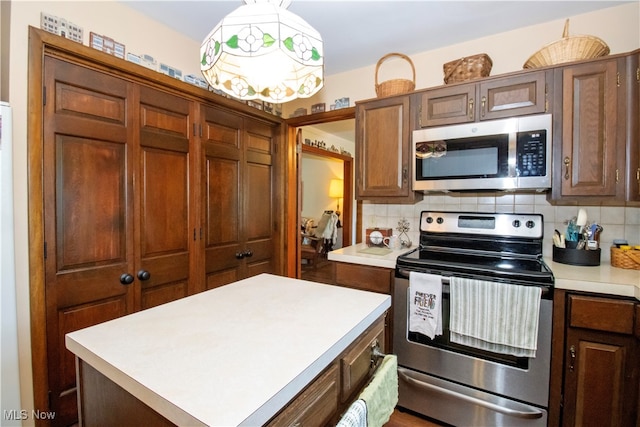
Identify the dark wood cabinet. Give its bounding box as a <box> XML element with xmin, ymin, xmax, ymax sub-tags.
<box><xmin>30</xmin><ymin>27</ymin><xmax>283</xmax><ymax>426</ymax></box>
<box><xmin>43</xmin><ymin>61</ymin><xmax>201</xmax><ymax>425</ymax></box>
<box><xmin>137</xmin><ymin>85</ymin><xmax>200</xmax><ymax>308</ymax></box>
<box><xmin>42</xmin><ymin>56</ymin><xmax>137</xmax><ymax>426</ymax></box>
<box><xmin>550</xmin><ymin>290</ymin><xmax>639</xmax><ymax>427</ymax></box>
<box><xmin>416</xmin><ymin>71</ymin><xmax>549</xmax><ymax>127</ymax></box>
<box><xmin>548</xmin><ymin>57</ymin><xmax>627</xmax><ymax>203</ymax></box>
<box><xmin>202</xmin><ymin>105</ymin><xmax>277</xmax><ymax>288</ymax></box>
<box><xmin>355</xmin><ymin>95</ymin><xmax>422</xmax><ymax>203</ymax></box>
<box><xmin>335</xmin><ymin>262</ymin><xmax>394</xmax><ymax>351</ymax></box>
<box><xmin>626</xmin><ymin>51</ymin><xmax>640</xmax><ymax>203</ymax></box>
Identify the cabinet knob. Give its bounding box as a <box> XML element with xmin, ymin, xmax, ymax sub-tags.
<box><xmin>243</xmin><ymin>250</ymin><xmax>253</xmax><ymax>258</ymax></box>
<box><xmin>481</xmin><ymin>96</ymin><xmax>486</xmax><ymax>117</ymax></box>
<box><xmin>563</xmin><ymin>157</ymin><xmax>571</xmax><ymax>180</ymax></box>
<box><xmin>137</xmin><ymin>270</ymin><xmax>151</xmax><ymax>281</ymax></box>
<box><xmin>235</xmin><ymin>252</ymin><xmax>245</xmax><ymax>259</ymax></box>
<box><xmin>119</xmin><ymin>273</ymin><xmax>134</xmax><ymax>285</ymax></box>
<box><xmin>468</xmin><ymin>98</ymin><xmax>474</xmax><ymax>121</ymax></box>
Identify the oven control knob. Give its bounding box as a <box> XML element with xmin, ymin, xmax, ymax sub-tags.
<box><xmin>426</xmin><ymin>216</ymin><xmax>433</xmax><ymax>224</ymax></box>
<box><xmin>436</xmin><ymin>217</ymin><xmax>444</xmax><ymax>224</ymax></box>
<box><xmin>526</xmin><ymin>220</ymin><xmax>535</xmax><ymax>229</ymax></box>
<box><xmin>512</xmin><ymin>220</ymin><xmax>521</xmax><ymax>228</ymax></box>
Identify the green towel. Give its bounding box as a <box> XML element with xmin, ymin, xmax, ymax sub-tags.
<box><xmin>359</xmin><ymin>355</ymin><xmax>398</xmax><ymax>427</ymax></box>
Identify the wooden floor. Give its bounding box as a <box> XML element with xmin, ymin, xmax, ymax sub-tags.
<box><xmin>385</xmin><ymin>408</ymin><xmax>446</xmax><ymax>426</ymax></box>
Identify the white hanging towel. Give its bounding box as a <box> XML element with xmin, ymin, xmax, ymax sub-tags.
<box><xmin>449</xmin><ymin>277</ymin><xmax>542</xmax><ymax>358</ymax></box>
<box><xmin>408</xmin><ymin>272</ymin><xmax>443</xmax><ymax>339</ymax></box>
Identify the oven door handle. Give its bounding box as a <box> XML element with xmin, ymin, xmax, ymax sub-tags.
<box><xmin>398</xmin><ymin>367</ymin><xmax>544</xmax><ymax>420</ymax></box>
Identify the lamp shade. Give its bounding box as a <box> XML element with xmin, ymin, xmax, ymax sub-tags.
<box><xmin>200</xmin><ymin>0</ymin><xmax>323</xmax><ymax>103</ymax></box>
<box><xmin>329</xmin><ymin>179</ymin><xmax>344</xmax><ymax>199</ymax></box>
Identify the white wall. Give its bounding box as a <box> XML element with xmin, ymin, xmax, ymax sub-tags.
<box><xmin>283</xmin><ymin>3</ymin><xmax>640</xmax><ymax>116</ymax></box>
<box><xmin>5</xmin><ymin>1</ymin><xmax>639</xmax><ymax>422</ymax></box>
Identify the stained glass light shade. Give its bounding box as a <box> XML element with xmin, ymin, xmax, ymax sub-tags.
<box><xmin>200</xmin><ymin>0</ymin><xmax>323</xmax><ymax>103</ymax></box>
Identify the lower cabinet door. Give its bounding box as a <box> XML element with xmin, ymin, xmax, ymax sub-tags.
<box><xmin>267</xmin><ymin>363</ymin><xmax>339</xmax><ymax>427</ymax></box>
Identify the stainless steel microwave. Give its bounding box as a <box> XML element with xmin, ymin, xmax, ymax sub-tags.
<box><xmin>413</xmin><ymin>114</ymin><xmax>552</xmax><ymax>192</ymax></box>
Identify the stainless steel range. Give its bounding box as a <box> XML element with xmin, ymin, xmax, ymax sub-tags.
<box><xmin>394</xmin><ymin>211</ymin><xmax>554</xmax><ymax>426</ymax></box>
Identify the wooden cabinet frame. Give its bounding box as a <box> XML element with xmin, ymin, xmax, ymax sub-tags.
<box><xmin>27</xmin><ymin>26</ymin><xmax>286</xmax><ymax>426</ymax></box>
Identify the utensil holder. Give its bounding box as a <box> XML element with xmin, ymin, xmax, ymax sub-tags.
<box><xmin>553</xmin><ymin>246</ymin><xmax>601</xmax><ymax>266</ymax></box>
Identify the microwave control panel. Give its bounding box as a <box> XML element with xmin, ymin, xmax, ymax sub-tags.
<box><xmin>516</xmin><ymin>130</ymin><xmax>546</xmax><ymax>177</ymax></box>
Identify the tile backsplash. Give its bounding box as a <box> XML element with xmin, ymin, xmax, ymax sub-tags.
<box><xmin>362</xmin><ymin>193</ymin><xmax>640</xmax><ymax>262</ymax></box>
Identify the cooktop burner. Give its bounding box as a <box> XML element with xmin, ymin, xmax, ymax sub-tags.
<box><xmin>396</xmin><ymin>211</ymin><xmax>554</xmax><ymax>286</ymax></box>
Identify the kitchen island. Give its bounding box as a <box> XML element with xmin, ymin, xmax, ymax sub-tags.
<box><xmin>65</xmin><ymin>274</ymin><xmax>391</xmax><ymax>426</ymax></box>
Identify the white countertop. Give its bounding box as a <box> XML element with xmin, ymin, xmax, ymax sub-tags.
<box><xmin>545</xmin><ymin>258</ymin><xmax>640</xmax><ymax>300</ymax></box>
<box><xmin>65</xmin><ymin>274</ymin><xmax>391</xmax><ymax>426</ymax></box>
<box><xmin>330</xmin><ymin>244</ymin><xmax>639</xmax><ymax>300</ymax></box>
<box><xmin>328</xmin><ymin>243</ymin><xmax>416</xmax><ymax>269</ymax></box>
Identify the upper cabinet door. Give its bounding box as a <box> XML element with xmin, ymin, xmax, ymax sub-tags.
<box><xmin>417</xmin><ymin>84</ymin><xmax>476</xmax><ymax>127</ymax></box>
<box><xmin>626</xmin><ymin>51</ymin><xmax>640</xmax><ymax>202</ymax></box>
<box><xmin>417</xmin><ymin>71</ymin><xmax>548</xmax><ymax>127</ymax></box>
<box><xmin>479</xmin><ymin>71</ymin><xmax>548</xmax><ymax>120</ymax></box>
<box><xmin>554</xmin><ymin>59</ymin><xmax>622</xmax><ymax>199</ymax></box>
<box><xmin>356</xmin><ymin>96</ymin><xmax>422</xmax><ymax>203</ymax></box>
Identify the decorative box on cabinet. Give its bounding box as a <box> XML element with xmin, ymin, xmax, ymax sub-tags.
<box><xmin>416</xmin><ymin>70</ymin><xmax>549</xmax><ymax>127</ymax></box>
<box><xmin>355</xmin><ymin>95</ymin><xmax>422</xmax><ymax>203</ymax></box>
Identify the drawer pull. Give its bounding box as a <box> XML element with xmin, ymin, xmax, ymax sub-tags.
<box><xmin>370</xmin><ymin>340</ymin><xmax>387</xmax><ymax>368</ymax></box>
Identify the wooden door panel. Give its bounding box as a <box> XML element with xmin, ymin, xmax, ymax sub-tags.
<box><xmin>141</xmin><ymin>282</ymin><xmax>188</xmax><ymax>309</ymax></box>
<box><xmin>56</xmin><ymin>135</ymin><xmax>127</xmax><ymax>269</ymax></box>
<box><xmin>138</xmin><ymin>88</ymin><xmax>195</xmax><ymax>304</ymax></box>
<box><xmin>561</xmin><ymin>61</ymin><xmax>618</xmax><ymax>196</ymax></box>
<box><xmin>140</xmin><ymin>148</ymin><xmax>189</xmax><ymax>254</ymax></box>
<box><xmin>44</xmin><ymin>57</ymin><xmax>135</xmax><ymax>427</ymax></box>
<box><xmin>419</xmin><ymin>84</ymin><xmax>475</xmax><ymax>127</ymax></box>
<box><xmin>480</xmin><ymin>71</ymin><xmax>547</xmax><ymax>120</ymax></box>
<box><xmin>245</xmin><ymin>163</ymin><xmax>272</xmax><ymax>240</ymax></box>
<box><xmin>360</xmin><ymin>104</ymin><xmax>404</xmax><ymax>193</ymax></box>
<box><xmin>203</xmin><ymin>107</ymin><xmax>243</xmax><ymax>283</ymax></box>
<box><xmin>206</xmin><ymin>157</ymin><xmax>240</xmax><ymax>244</ymax></box>
<box><xmin>206</xmin><ymin>269</ymin><xmax>240</xmax><ymax>290</ymax></box>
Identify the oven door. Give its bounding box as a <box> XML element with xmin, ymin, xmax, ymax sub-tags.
<box><xmin>393</xmin><ymin>271</ymin><xmax>552</xmax><ymax>425</ymax></box>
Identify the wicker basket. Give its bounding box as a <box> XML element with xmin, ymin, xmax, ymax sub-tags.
<box><xmin>443</xmin><ymin>53</ymin><xmax>493</xmax><ymax>84</ymax></box>
<box><xmin>523</xmin><ymin>19</ymin><xmax>610</xmax><ymax>69</ymax></box>
<box><xmin>610</xmin><ymin>247</ymin><xmax>640</xmax><ymax>270</ymax></box>
<box><xmin>375</xmin><ymin>53</ymin><xmax>416</xmax><ymax>98</ymax></box>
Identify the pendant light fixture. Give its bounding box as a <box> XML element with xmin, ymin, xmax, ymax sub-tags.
<box><xmin>200</xmin><ymin>0</ymin><xmax>323</xmax><ymax>103</ymax></box>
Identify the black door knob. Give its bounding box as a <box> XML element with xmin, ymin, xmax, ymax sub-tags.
<box><xmin>235</xmin><ymin>252</ymin><xmax>245</xmax><ymax>259</ymax></box>
<box><xmin>137</xmin><ymin>270</ymin><xmax>151</xmax><ymax>281</ymax></box>
<box><xmin>243</xmin><ymin>250</ymin><xmax>253</xmax><ymax>258</ymax></box>
<box><xmin>120</xmin><ymin>273</ymin><xmax>134</xmax><ymax>285</ymax></box>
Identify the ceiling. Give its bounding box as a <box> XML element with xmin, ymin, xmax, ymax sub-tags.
<box><xmin>119</xmin><ymin>1</ymin><xmax>630</xmax><ymax>76</ymax></box>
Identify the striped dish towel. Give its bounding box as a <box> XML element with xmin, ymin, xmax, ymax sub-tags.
<box><xmin>449</xmin><ymin>277</ymin><xmax>542</xmax><ymax>358</ymax></box>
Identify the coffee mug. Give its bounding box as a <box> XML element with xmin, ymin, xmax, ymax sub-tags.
<box><xmin>383</xmin><ymin>235</ymin><xmax>401</xmax><ymax>250</ymax></box>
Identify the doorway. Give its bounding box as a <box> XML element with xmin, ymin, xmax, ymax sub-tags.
<box><xmin>286</xmin><ymin>108</ymin><xmax>357</xmax><ymax>279</ymax></box>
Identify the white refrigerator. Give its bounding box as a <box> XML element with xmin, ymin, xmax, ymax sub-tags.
<box><xmin>1</xmin><ymin>101</ymin><xmax>22</xmax><ymax>424</ymax></box>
